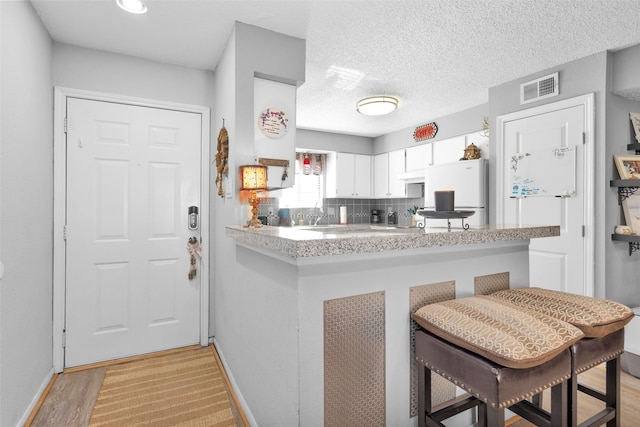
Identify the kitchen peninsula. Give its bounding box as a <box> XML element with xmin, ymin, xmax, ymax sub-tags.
<box><xmin>225</xmin><ymin>224</ymin><xmax>559</xmax><ymax>426</ymax></box>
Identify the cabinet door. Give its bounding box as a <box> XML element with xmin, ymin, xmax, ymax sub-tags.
<box><xmin>373</xmin><ymin>153</ymin><xmax>389</xmax><ymax>197</ymax></box>
<box><xmin>388</xmin><ymin>149</ymin><xmax>406</xmax><ymax>197</ymax></box>
<box><xmin>432</xmin><ymin>135</ymin><xmax>465</xmax><ymax>164</ymax></box>
<box><xmin>335</xmin><ymin>153</ymin><xmax>355</xmax><ymax>197</ymax></box>
<box><xmin>406</xmin><ymin>144</ymin><xmax>432</xmax><ymax>171</ymax></box>
<box><xmin>353</xmin><ymin>154</ymin><xmax>371</xmax><ymax>198</ymax></box>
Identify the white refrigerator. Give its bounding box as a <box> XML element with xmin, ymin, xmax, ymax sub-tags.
<box><xmin>423</xmin><ymin>159</ymin><xmax>487</xmax><ymax>228</ymax></box>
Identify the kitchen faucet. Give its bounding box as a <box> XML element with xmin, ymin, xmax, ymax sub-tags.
<box><xmin>312</xmin><ymin>203</ymin><xmax>323</xmax><ymax>225</ymax></box>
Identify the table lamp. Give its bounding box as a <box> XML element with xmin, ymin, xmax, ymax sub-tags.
<box><xmin>239</xmin><ymin>165</ymin><xmax>268</xmax><ymax>228</ymax></box>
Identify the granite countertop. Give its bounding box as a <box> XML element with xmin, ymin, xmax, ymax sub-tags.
<box><xmin>226</xmin><ymin>223</ymin><xmax>560</xmax><ymax>260</ymax></box>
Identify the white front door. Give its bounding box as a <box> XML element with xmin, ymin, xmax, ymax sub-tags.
<box><xmin>498</xmin><ymin>95</ymin><xmax>594</xmax><ymax>296</ymax></box>
<box><xmin>64</xmin><ymin>98</ymin><xmax>202</xmax><ymax>367</ymax></box>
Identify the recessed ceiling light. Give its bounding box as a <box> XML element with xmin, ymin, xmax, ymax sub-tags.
<box><xmin>116</xmin><ymin>0</ymin><xmax>148</xmax><ymax>14</ymax></box>
<box><xmin>356</xmin><ymin>96</ymin><xmax>399</xmax><ymax>116</ymax></box>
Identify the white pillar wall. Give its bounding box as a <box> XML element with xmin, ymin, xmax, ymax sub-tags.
<box><xmin>212</xmin><ymin>22</ymin><xmax>305</xmax><ymax>425</ymax></box>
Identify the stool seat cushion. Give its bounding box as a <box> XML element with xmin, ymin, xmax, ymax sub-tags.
<box><xmin>415</xmin><ymin>330</ymin><xmax>572</xmax><ymax>409</ymax></box>
<box><xmin>488</xmin><ymin>287</ymin><xmax>634</xmax><ymax>338</ymax></box>
<box><xmin>412</xmin><ymin>296</ymin><xmax>584</xmax><ymax>369</ymax></box>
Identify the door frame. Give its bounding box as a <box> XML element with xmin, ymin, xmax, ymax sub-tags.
<box><xmin>495</xmin><ymin>93</ymin><xmax>595</xmax><ymax>297</ymax></box>
<box><xmin>53</xmin><ymin>87</ymin><xmax>211</xmax><ymax>372</ymax></box>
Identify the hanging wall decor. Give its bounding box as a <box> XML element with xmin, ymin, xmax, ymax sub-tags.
<box><xmin>630</xmin><ymin>112</ymin><xmax>640</xmax><ymax>143</ymax></box>
<box><xmin>413</xmin><ymin>122</ymin><xmax>438</xmax><ymax>142</ymax></box>
<box><xmin>215</xmin><ymin>123</ymin><xmax>229</xmax><ymax>197</ymax></box>
<box><xmin>258</xmin><ymin>108</ymin><xmax>289</xmax><ymax>138</ymax></box>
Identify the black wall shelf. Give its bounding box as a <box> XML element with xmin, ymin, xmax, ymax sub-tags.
<box><xmin>611</xmin><ymin>127</ymin><xmax>640</xmax><ymax>255</ymax></box>
<box><xmin>610</xmin><ymin>180</ymin><xmax>640</xmax><ymax>204</ymax></box>
<box><xmin>627</xmin><ymin>142</ymin><xmax>640</xmax><ymax>153</ymax></box>
<box><xmin>611</xmin><ymin>233</ymin><xmax>640</xmax><ymax>256</ymax></box>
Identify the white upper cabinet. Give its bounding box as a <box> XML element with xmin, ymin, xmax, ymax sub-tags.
<box><xmin>374</xmin><ymin>150</ymin><xmax>406</xmax><ymax>198</ymax></box>
<box><xmin>353</xmin><ymin>154</ymin><xmax>372</xmax><ymax>198</ymax></box>
<box><xmin>405</xmin><ymin>143</ymin><xmax>432</xmax><ymax>171</ymax></box>
<box><xmin>388</xmin><ymin>149</ymin><xmax>406</xmax><ymax>197</ymax></box>
<box><xmin>326</xmin><ymin>152</ymin><xmax>371</xmax><ymax>198</ymax></box>
<box><xmin>373</xmin><ymin>153</ymin><xmax>389</xmax><ymax>198</ymax></box>
<box><xmin>432</xmin><ymin>135</ymin><xmax>466</xmax><ymax>164</ymax></box>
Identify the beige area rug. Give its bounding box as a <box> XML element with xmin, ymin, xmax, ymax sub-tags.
<box><xmin>88</xmin><ymin>347</ymin><xmax>240</xmax><ymax>426</ymax></box>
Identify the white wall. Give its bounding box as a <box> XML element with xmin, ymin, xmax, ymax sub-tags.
<box><xmin>53</xmin><ymin>42</ymin><xmax>215</xmax><ymax>109</ymax></box>
<box><xmin>297</xmin><ymin>128</ymin><xmax>373</xmax><ymax>154</ymax></box>
<box><xmin>0</xmin><ymin>29</ymin><xmax>216</xmax><ymax>425</ymax></box>
<box><xmin>373</xmin><ymin>103</ymin><xmax>488</xmax><ymax>154</ymax></box>
<box><xmin>0</xmin><ymin>2</ymin><xmax>54</xmax><ymax>425</ymax></box>
<box><xmin>606</xmin><ymin>46</ymin><xmax>640</xmax><ymax>307</ymax></box>
<box><xmin>212</xmin><ymin>22</ymin><xmax>305</xmax><ymax>425</ymax></box>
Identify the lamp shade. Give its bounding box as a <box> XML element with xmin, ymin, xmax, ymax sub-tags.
<box><xmin>240</xmin><ymin>165</ymin><xmax>268</xmax><ymax>190</ymax></box>
<box><xmin>356</xmin><ymin>96</ymin><xmax>399</xmax><ymax>116</ymax></box>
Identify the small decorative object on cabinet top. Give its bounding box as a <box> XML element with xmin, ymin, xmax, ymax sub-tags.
<box><xmin>462</xmin><ymin>143</ymin><xmax>481</xmax><ymax>160</ymax></box>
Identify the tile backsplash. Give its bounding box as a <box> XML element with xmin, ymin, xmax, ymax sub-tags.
<box><xmin>258</xmin><ymin>197</ymin><xmax>425</xmax><ymax>227</ymax></box>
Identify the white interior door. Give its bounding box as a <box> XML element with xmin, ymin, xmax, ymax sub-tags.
<box><xmin>64</xmin><ymin>98</ymin><xmax>202</xmax><ymax>367</ymax></box>
<box><xmin>499</xmin><ymin>99</ymin><xmax>592</xmax><ymax>296</ymax></box>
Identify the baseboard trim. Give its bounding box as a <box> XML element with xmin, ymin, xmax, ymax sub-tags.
<box><xmin>212</xmin><ymin>337</ymin><xmax>257</xmax><ymax>427</ymax></box>
<box><xmin>21</xmin><ymin>367</ymin><xmax>56</xmax><ymax>427</ymax></box>
<box><xmin>209</xmin><ymin>344</ymin><xmax>250</xmax><ymax>427</ymax></box>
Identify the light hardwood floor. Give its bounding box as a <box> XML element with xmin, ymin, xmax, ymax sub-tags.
<box><xmin>28</xmin><ymin>363</ymin><xmax>640</xmax><ymax>426</ymax></box>
<box><xmin>29</xmin><ymin>368</ymin><xmax>106</xmax><ymax>427</ymax></box>
<box><xmin>509</xmin><ymin>366</ymin><xmax>640</xmax><ymax>427</ymax></box>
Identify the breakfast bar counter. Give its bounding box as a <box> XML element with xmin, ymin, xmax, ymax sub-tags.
<box><xmin>223</xmin><ymin>224</ymin><xmax>559</xmax><ymax>426</ymax></box>
<box><xmin>225</xmin><ymin>223</ymin><xmax>559</xmax><ymax>262</ymax></box>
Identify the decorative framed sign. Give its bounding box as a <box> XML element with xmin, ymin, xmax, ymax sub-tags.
<box><xmin>614</xmin><ymin>155</ymin><xmax>640</xmax><ymax>180</ymax></box>
<box><xmin>623</xmin><ymin>194</ymin><xmax>640</xmax><ymax>234</ymax></box>
<box><xmin>413</xmin><ymin>122</ymin><xmax>438</xmax><ymax>142</ymax></box>
<box><xmin>258</xmin><ymin>108</ymin><xmax>289</xmax><ymax>138</ymax></box>
<box><xmin>630</xmin><ymin>112</ymin><xmax>640</xmax><ymax>143</ymax></box>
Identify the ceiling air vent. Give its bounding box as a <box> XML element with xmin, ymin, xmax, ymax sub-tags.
<box><xmin>520</xmin><ymin>72</ymin><xmax>559</xmax><ymax>105</ymax></box>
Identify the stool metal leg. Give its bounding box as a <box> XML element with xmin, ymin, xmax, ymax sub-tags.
<box><xmin>485</xmin><ymin>406</ymin><xmax>505</xmax><ymax>427</ymax></box>
<box><xmin>569</xmin><ymin>372</ymin><xmax>578</xmax><ymax>427</ymax></box>
<box><xmin>418</xmin><ymin>362</ymin><xmax>428</xmax><ymax>427</ymax></box>
<box><xmin>550</xmin><ymin>381</ymin><xmax>568</xmax><ymax>427</ymax></box>
<box><xmin>418</xmin><ymin>363</ymin><xmax>444</xmax><ymax>427</ymax></box>
<box><xmin>605</xmin><ymin>358</ymin><xmax>620</xmax><ymax>427</ymax></box>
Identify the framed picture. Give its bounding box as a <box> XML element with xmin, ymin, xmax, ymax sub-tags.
<box><xmin>614</xmin><ymin>155</ymin><xmax>640</xmax><ymax>180</ymax></box>
<box><xmin>630</xmin><ymin>112</ymin><xmax>640</xmax><ymax>142</ymax></box>
<box><xmin>622</xmin><ymin>194</ymin><xmax>640</xmax><ymax>234</ymax></box>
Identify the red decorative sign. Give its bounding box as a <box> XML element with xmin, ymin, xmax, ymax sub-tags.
<box><xmin>413</xmin><ymin>122</ymin><xmax>438</xmax><ymax>142</ymax></box>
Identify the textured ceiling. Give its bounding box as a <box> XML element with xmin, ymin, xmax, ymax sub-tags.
<box><xmin>30</xmin><ymin>0</ymin><xmax>640</xmax><ymax>137</ymax></box>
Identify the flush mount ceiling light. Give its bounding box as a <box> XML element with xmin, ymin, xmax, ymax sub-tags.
<box><xmin>116</xmin><ymin>0</ymin><xmax>148</xmax><ymax>14</ymax></box>
<box><xmin>356</xmin><ymin>96</ymin><xmax>399</xmax><ymax>116</ymax></box>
